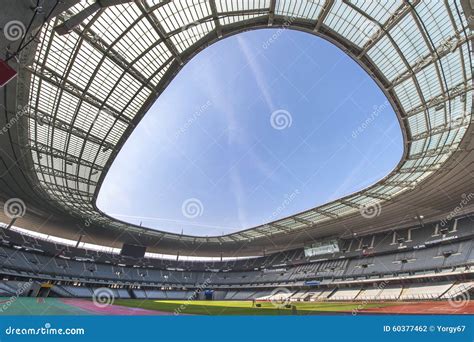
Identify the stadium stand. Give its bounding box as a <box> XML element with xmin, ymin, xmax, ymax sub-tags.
<box><xmin>328</xmin><ymin>288</ymin><xmax>363</xmax><ymax>301</ymax></box>
<box><xmin>0</xmin><ymin>214</ymin><xmax>470</xmax><ymax>302</ymax></box>
<box><xmin>370</xmin><ymin>286</ymin><xmax>403</xmax><ymax>301</ymax></box>
<box><xmin>441</xmin><ymin>281</ymin><xmax>474</xmax><ymax>299</ymax></box>
<box><xmin>398</xmin><ymin>283</ymin><xmax>454</xmax><ymax>300</ymax></box>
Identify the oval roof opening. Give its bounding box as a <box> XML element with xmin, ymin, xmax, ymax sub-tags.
<box><xmin>97</xmin><ymin>29</ymin><xmax>403</xmax><ymax>236</ymax></box>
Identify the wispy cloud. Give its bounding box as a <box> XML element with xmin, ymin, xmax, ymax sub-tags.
<box><xmin>196</xmin><ymin>42</ymin><xmax>277</xmax><ymax>183</ymax></box>
<box><xmin>237</xmin><ymin>35</ymin><xmax>275</xmax><ymax>111</ymax></box>
<box><xmin>229</xmin><ymin>167</ymin><xmax>248</xmax><ymax>229</ymax></box>
<box><xmin>197</xmin><ymin>54</ymin><xmax>240</xmax><ymax>145</ymax></box>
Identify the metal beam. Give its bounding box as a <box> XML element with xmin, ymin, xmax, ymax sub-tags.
<box><xmin>40</xmin><ymin>182</ymin><xmax>92</xmax><ymax>198</ymax></box>
<box><xmin>312</xmin><ymin>208</ymin><xmax>338</xmax><ymax>219</ymax></box>
<box><xmin>209</xmin><ymin>0</ymin><xmax>222</xmax><ymax>37</ymax></box>
<box><xmin>235</xmin><ymin>231</ymin><xmax>257</xmax><ymax>240</ymax></box>
<box><xmin>385</xmin><ymin>180</ymin><xmax>416</xmax><ymax>189</ymax></box>
<box><xmin>406</xmin><ymin>81</ymin><xmax>472</xmax><ymax>117</ymax></box>
<box><xmin>24</xmin><ymin>108</ymin><xmax>115</xmax><ymax>151</ymax></box>
<box><xmin>340</xmin><ymin>200</ymin><xmax>360</xmax><ymax>209</ymax></box>
<box><xmin>54</xmin><ymin>0</ymin><xmax>135</xmax><ymax>35</ymax></box>
<box><xmin>410</xmin><ymin>120</ymin><xmax>470</xmax><ymax>142</ymax></box>
<box><xmin>35</xmin><ymin>165</ymin><xmax>98</xmax><ymax>186</ymax></box>
<box><xmin>268</xmin><ymin>0</ymin><xmax>276</xmax><ymax>26</ymax></box>
<box><xmin>78</xmin><ymin>26</ymin><xmax>157</xmax><ymax>94</ymax></box>
<box><xmin>314</xmin><ymin>0</ymin><xmax>334</xmax><ymax>32</ymax></box>
<box><xmin>29</xmin><ymin>141</ymin><xmax>104</xmax><ymax>171</ymax></box>
<box><xmin>398</xmin><ymin>164</ymin><xmax>443</xmax><ymax>173</ymax></box>
<box><xmin>408</xmin><ymin>145</ymin><xmax>462</xmax><ymax>160</ymax></box>
<box><xmin>358</xmin><ymin>1</ymin><xmax>420</xmax><ymax>57</ymax></box>
<box><xmin>391</xmin><ymin>34</ymin><xmax>471</xmax><ymax>88</ymax></box>
<box><xmin>26</xmin><ymin>65</ymin><xmax>132</xmax><ymax>125</ymax></box>
<box><xmin>269</xmin><ymin>223</ymin><xmax>292</xmax><ymax>233</ymax></box>
<box><xmin>364</xmin><ymin>193</ymin><xmax>392</xmax><ymax>201</ymax></box>
<box><xmin>293</xmin><ymin>217</ymin><xmax>314</xmax><ymax>227</ymax></box>
<box><xmin>137</xmin><ymin>0</ymin><xmax>183</xmax><ymax>65</ymax></box>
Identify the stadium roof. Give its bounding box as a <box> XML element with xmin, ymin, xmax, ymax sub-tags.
<box><xmin>1</xmin><ymin>0</ymin><xmax>473</xmax><ymax>256</ymax></box>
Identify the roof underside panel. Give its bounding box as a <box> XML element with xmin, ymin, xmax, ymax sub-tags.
<box><xmin>24</xmin><ymin>0</ymin><xmax>472</xmax><ymax>243</ymax></box>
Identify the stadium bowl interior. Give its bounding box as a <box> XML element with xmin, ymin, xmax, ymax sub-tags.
<box><xmin>0</xmin><ymin>0</ymin><xmax>472</xmax><ymax>315</ymax></box>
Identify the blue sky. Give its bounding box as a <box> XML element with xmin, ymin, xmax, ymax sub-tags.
<box><xmin>97</xmin><ymin>29</ymin><xmax>403</xmax><ymax>236</ymax></box>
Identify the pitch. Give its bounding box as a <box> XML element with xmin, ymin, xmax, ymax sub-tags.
<box><xmin>0</xmin><ymin>298</ymin><xmax>471</xmax><ymax>315</ymax></box>
<box><xmin>112</xmin><ymin>300</ymin><xmax>473</xmax><ymax>315</ymax></box>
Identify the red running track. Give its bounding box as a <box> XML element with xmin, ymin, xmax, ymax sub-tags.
<box><xmin>359</xmin><ymin>301</ymin><xmax>474</xmax><ymax>315</ymax></box>
<box><xmin>61</xmin><ymin>299</ymin><xmax>174</xmax><ymax>315</ymax></box>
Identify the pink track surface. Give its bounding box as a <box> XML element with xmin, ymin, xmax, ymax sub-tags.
<box><xmin>61</xmin><ymin>299</ymin><xmax>173</xmax><ymax>315</ymax></box>
<box><xmin>360</xmin><ymin>301</ymin><xmax>474</xmax><ymax>314</ymax></box>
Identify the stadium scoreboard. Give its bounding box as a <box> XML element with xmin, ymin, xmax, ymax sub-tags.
<box><xmin>304</xmin><ymin>239</ymin><xmax>340</xmax><ymax>257</ymax></box>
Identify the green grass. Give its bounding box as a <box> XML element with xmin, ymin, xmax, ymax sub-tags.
<box><xmin>112</xmin><ymin>299</ymin><xmax>397</xmax><ymax>315</ymax></box>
